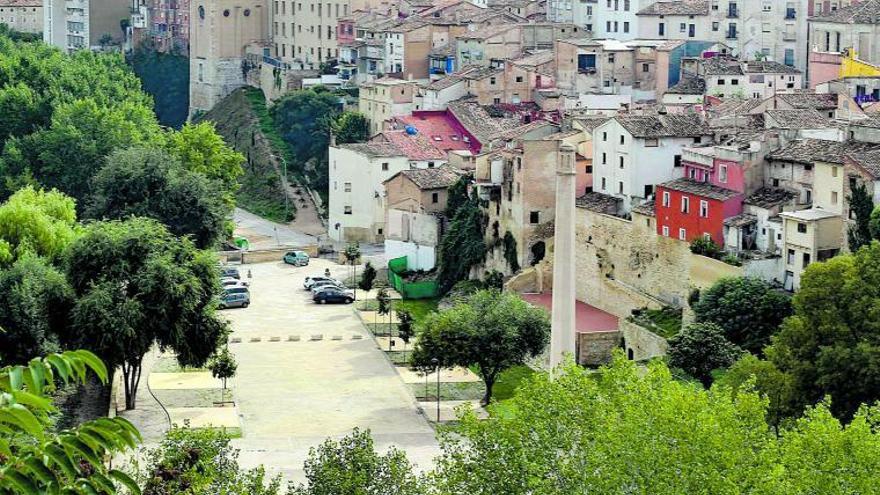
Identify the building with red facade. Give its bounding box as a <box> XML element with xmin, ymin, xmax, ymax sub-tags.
<box><xmin>655</xmin><ymin>178</ymin><xmax>742</xmax><ymax>246</ymax></box>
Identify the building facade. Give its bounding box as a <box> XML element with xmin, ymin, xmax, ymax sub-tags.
<box><xmin>0</xmin><ymin>0</ymin><xmax>42</xmax><ymax>34</ymax></box>
<box><xmin>44</xmin><ymin>0</ymin><xmax>129</xmax><ymax>51</ymax></box>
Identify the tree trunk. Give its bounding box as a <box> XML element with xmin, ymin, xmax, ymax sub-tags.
<box><xmin>482</xmin><ymin>373</ymin><xmax>496</xmax><ymax>407</ymax></box>
<box><xmin>123</xmin><ymin>358</ymin><xmax>144</xmax><ymax>410</ymax></box>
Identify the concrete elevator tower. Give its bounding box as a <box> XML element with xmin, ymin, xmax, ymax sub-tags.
<box><xmin>550</xmin><ymin>142</ymin><xmax>577</xmax><ymax>371</ymax></box>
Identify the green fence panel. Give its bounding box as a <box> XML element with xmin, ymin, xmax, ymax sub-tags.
<box><xmin>387</xmin><ymin>256</ymin><xmax>438</xmax><ymax>299</ymax></box>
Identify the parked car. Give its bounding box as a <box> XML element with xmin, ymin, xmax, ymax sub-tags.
<box><xmin>220</xmin><ymin>267</ymin><xmax>240</xmax><ymax>280</ymax></box>
<box><xmin>313</xmin><ymin>287</ymin><xmax>354</xmax><ymax>304</ymax></box>
<box><xmin>221</xmin><ymin>277</ymin><xmax>248</xmax><ymax>288</ymax></box>
<box><xmin>304</xmin><ymin>276</ymin><xmax>340</xmax><ymax>289</ymax></box>
<box><xmin>283</xmin><ymin>250</ymin><xmax>310</xmax><ymax>266</ymax></box>
<box><xmin>219</xmin><ymin>291</ymin><xmax>250</xmax><ymax>309</ymax></box>
<box><xmin>224</xmin><ymin>286</ymin><xmax>250</xmax><ymax>297</ymax></box>
<box><xmin>310</xmin><ymin>281</ymin><xmax>348</xmax><ymax>294</ymax></box>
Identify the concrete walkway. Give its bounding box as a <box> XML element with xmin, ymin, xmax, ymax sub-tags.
<box><xmin>223</xmin><ymin>259</ymin><xmax>439</xmax><ymax>483</ymax></box>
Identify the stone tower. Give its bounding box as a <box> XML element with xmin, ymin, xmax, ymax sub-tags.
<box><xmin>550</xmin><ymin>142</ymin><xmax>577</xmax><ymax>371</ymax></box>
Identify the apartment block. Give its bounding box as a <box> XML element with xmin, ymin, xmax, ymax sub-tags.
<box><xmin>44</xmin><ymin>0</ymin><xmax>129</xmax><ymax>51</ymax></box>
<box><xmin>0</xmin><ymin>0</ymin><xmax>42</xmax><ymax>34</ymax></box>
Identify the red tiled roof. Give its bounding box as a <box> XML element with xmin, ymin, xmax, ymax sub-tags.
<box><xmin>396</xmin><ymin>112</ymin><xmax>479</xmax><ymax>154</ymax></box>
<box><xmin>375</xmin><ymin>130</ymin><xmax>446</xmax><ymax>161</ymax></box>
<box><xmin>521</xmin><ymin>292</ymin><xmax>619</xmax><ymax>333</ymax></box>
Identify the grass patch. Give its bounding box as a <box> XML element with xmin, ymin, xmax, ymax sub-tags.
<box><xmin>243</xmin><ymin>88</ymin><xmax>298</xmax><ymax>177</ymax></box>
<box><xmin>628</xmin><ymin>306</ymin><xmax>683</xmax><ymax>339</ymax></box>
<box><xmin>153</xmin><ymin>388</ymin><xmax>234</xmax><ymax>408</ymax></box>
<box><xmin>196</xmin><ymin>426</ymin><xmax>242</xmax><ymax>439</ymax></box>
<box><xmin>386</xmin><ymin>350</ymin><xmax>411</xmax><ymax>365</ymax></box>
<box><xmin>366</xmin><ymin>322</ymin><xmax>400</xmax><ymax>336</ymax></box>
<box><xmin>357</xmin><ymin>298</ymin><xmax>440</xmax><ymax>323</ymax></box>
<box><xmin>492</xmin><ymin>365</ymin><xmax>535</xmax><ymax>401</ymax></box>
<box><xmin>411</xmin><ymin>381</ymin><xmax>485</xmax><ymax>402</ymax></box>
<box><xmin>153</xmin><ymin>356</ymin><xmax>208</xmax><ymax>374</ymax></box>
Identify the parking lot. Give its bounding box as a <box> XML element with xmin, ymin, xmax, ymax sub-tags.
<box><xmin>221</xmin><ymin>258</ymin><xmax>440</xmax><ymax>483</ymax></box>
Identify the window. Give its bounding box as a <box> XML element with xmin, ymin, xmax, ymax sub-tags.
<box><xmin>700</xmin><ymin>200</ymin><xmax>708</xmax><ymax>217</ymax></box>
<box><xmin>344</xmin><ymin>182</ymin><xmax>351</xmax><ymax>192</ymax></box>
<box><xmin>601</xmin><ymin>177</ymin><xmax>607</xmax><ymax>190</ymax></box>
<box><xmin>797</xmin><ymin>222</ymin><xmax>807</xmax><ymax>233</ymax></box>
<box><xmin>679</xmin><ymin>228</ymin><xmax>687</xmax><ymax>240</ymax></box>
<box><xmin>644</xmin><ymin>185</ymin><xmax>654</xmax><ymax>198</ymax></box>
<box><xmin>428</xmin><ymin>161</ymin><xmax>435</xmax><ymax>168</ymax></box>
<box><xmin>719</xmin><ymin>164</ymin><xmax>728</xmax><ymax>183</ymax></box>
<box><xmin>530</xmin><ymin>211</ymin><xmax>540</xmax><ymax>224</ymax></box>
<box><xmin>606</xmin><ymin>21</ymin><xmax>612</xmax><ymax>32</ymax></box>
<box><xmin>832</xmin><ymin>191</ymin><xmax>838</xmax><ymax>204</ymax></box>
<box><xmin>624</xmin><ymin>0</ymin><xmax>630</xmax><ymax>9</ymax></box>
<box><xmin>659</xmin><ymin>23</ymin><xmax>665</xmax><ymax>35</ymax></box>
<box><xmin>618</xmin><ymin>182</ymin><xmax>624</xmax><ymax>194</ymax></box>
<box><xmin>619</xmin><ymin>156</ymin><xmax>624</xmax><ymax>168</ymax></box>
<box><xmin>689</xmin><ymin>168</ymin><xmax>696</xmax><ymax>179</ymax></box>
<box><xmin>515</xmin><ymin>76</ymin><xmax>523</xmax><ymax>82</ymax></box>
<box><xmin>831</xmin><ymin>166</ymin><xmax>838</xmax><ymax>177</ymax></box>
<box><xmin>619</xmin><ymin>135</ymin><xmax>625</xmax><ymax>145</ymax></box>
<box><xmin>802</xmin><ymin>252</ymin><xmax>811</xmax><ymax>267</ymax></box>
<box><xmin>642</xmin><ymin>63</ymin><xmax>649</xmax><ymax>72</ymax></box>
<box><xmin>674</xmin><ymin>155</ymin><xmax>682</xmax><ymax>167</ymax></box>
<box><xmin>645</xmin><ymin>138</ymin><xmax>659</xmax><ymax>147</ymax></box>
<box><xmin>490</xmin><ymin>76</ymin><xmax>496</xmax><ymax>85</ymax></box>
<box><xmin>680</xmin><ymin>23</ymin><xmax>687</xmax><ymax>32</ymax></box>
<box><xmin>681</xmin><ymin>196</ymin><xmax>690</xmax><ymax>213</ymax></box>
<box><xmin>712</xmin><ymin>21</ymin><xmax>719</xmax><ymax>31</ymax></box>
<box><xmin>787</xmin><ymin>249</ymin><xmax>795</xmax><ymax>264</ymax></box>
<box><xmin>432</xmin><ymin>192</ymin><xmax>439</xmax><ymax>203</ymax></box>
<box><xmin>662</xmin><ymin>191</ymin><xmax>670</xmax><ymax>207</ymax></box>
<box><xmin>718</xmin><ymin>78</ymin><xmax>726</xmax><ymax>85</ymax></box>
<box><xmin>586</xmin><ymin>165</ymin><xmax>593</xmax><ymax>173</ymax></box>
<box><xmin>731</xmin><ymin>79</ymin><xmax>739</xmax><ymax>85</ymax></box>
<box><xmin>662</xmin><ymin>225</ymin><xmax>670</xmax><ymax>236</ymax></box>
<box><xmin>381</xmin><ymin>162</ymin><xmax>389</xmax><ymax>171</ymax></box>
<box><xmin>344</xmin><ymin>206</ymin><xmax>352</xmax><ymax>214</ymax></box>
<box><xmin>602</xmin><ymin>152</ymin><xmax>607</xmax><ymax>164</ymax></box>
<box><xmin>624</xmin><ymin>21</ymin><xmax>629</xmax><ymax>32</ymax></box>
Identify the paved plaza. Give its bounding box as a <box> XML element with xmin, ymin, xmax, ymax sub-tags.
<box><xmin>222</xmin><ymin>259</ymin><xmax>440</xmax><ymax>483</ymax></box>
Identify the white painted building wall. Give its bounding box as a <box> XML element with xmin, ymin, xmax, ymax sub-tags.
<box><xmin>421</xmin><ymin>81</ymin><xmax>468</xmax><ymax>110</ymax></box>
<box><xmin>384</xmin><ymin>208</ymin><xmax>440</xmax><ymax>270</ymax></box>
<box><xmin>385</xmin><ymin>32</ymin><xmax>405</xmax><ymax>74</ymax></box>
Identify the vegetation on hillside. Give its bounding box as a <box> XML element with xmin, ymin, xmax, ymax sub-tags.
<box><xmin>128</xmin><ymin>41</ymin><xmax>189</xmax><ymax>128</ymax></box>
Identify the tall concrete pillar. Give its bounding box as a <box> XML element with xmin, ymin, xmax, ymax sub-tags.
<box><xmin>550</xmin><ymin>142</ymin><xmax>577</xmax><ymax>371</ymax></box>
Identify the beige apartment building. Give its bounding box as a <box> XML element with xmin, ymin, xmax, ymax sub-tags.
<box><xmin>358</xmin><ymin>77</ymin><xmax>418</xmax><ymax>134</ymax></box>
<box><xmin>0</xmin><ymin>0</ymin><xmax>41</xmax><ymax>34</ymax></box>
<box><xmin>271</xmin><ymin>0</ymin><xmax>389</xmax><ymax>69</ymax></box>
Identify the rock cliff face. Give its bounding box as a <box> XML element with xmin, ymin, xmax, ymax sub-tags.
<box><xmin>196</xmin><ymin>88</ymin><xmax>291</xmax><ymax>223</ymax></box>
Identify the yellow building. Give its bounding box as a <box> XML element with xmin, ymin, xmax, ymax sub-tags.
<box><xmin>780</xmin><ymin>208</ymin><xmax>843</xmax><ymax>291</ymax></box>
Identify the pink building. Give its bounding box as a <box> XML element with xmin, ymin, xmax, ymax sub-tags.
<box><xmin>337</xmin><ymin>18</ymin><xmax>355</xmax><ymax>45</ymax></box>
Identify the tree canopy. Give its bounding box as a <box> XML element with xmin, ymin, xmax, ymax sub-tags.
<box><xmin>0</xmin><ymin>185</ymin><xmax>78</xmax><ymax>264</ymax></box>
<box><xmin>88</xmin><ymin>147</ymin><xmax>229</xmax><ymax>248</ymax></box>
<box><xmin>767</xmin><ymin>241</ymin><xmax>880</xmax><ymax>420</ymax></box>
<box><xmin>65</xmin><ymin>217</ymin><xmax>227</xmax><ymax>409</ymax></box>
<box><xmin>692</xmin><ymin>276</ymin><xmax>791</xmax><ymax>354</ymax></box>
<box><xmin>165</xmin><ymin>121</ymin><xmax>245</xmax><ymax>205</ymax></box>
<box><xmin>331</xmin><ymin>111</ymin><xmax>370</xmax><ymax>144</ymax></box>
<box><xmin>668</xmin><ymin>322</ymin><xmax>742</xmax><ymax>387</ymax></box>
<box><xmin>411</xmin><ymin>289</ymin><xmax>549</xmax><ymax>404</ymax></box>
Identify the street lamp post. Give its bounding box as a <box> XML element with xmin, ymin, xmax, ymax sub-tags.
<box><xmin>431</xmin><ymin>357</ymin><xmax>440</xmax><ymax>422</ymax></box>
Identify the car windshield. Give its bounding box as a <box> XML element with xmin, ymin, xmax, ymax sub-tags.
<box><xmin>225</xmin><ymin>287</ymin><xmax>248</xmax><ymax>295</ymax></box>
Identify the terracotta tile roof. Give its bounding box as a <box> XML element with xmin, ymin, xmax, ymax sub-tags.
<box><xmin>447</xmin><ymin>99</ymin><xmax>523</xmax><ymax>144</ymax></box>
<box><xmin>576</xmin><ymin>192</ymin><xmax>623</xmax><ymax>214</ymax></box>
<box><xmin>637</xmin><ymin>0</ymin><xmax>709</xmax><ymax>16</ymax></box>
<box><xmin>340</xmin><ymin>141</ymin><xmax>404</xmax><ymax>158</ymax></box>
<box><xmin>809</xmin><ymin>0</ymin><xmax>880</xmax><ymax>23</ymax></box>
<box><xmin>845</xmin><ymin>148</ymin><xmax>880</xmax><ymax>178</ymax></box>
<box><xmin>744</xmin><ymin>187</ymin><xmax>797</xmax><ymax>209</ymax></box>
<box><xmin>429</xmin><ymin>43</ymin><xmax>456</xmax><ymax>58</ymax></box>
<box><xmin>707</xmin><ymin>98</ymin><xmax>763</xmax><ymax>117</ymax></box>
<box><xmin>666</xmin><ymin>74</ymin><xmax>706</xmax><ymax>95</ymax></box>
<box><xmin>631</xmin><ymin>200</ymin><xmax>656</xmax><ymax>217</ymax></box>
<box><xmin>765</xmin><ymin>139</ymin><xmax>880</xmax><ymax>165</ymax></box>
<box><xmin>397</xmin><ymin>166</ymin><xmax>465</xmax><ymax>189</ymax></box>
<box><xmin>745</xmin><ymin>60</ymin><xmax>801</xmax><ymax>75</ymax></box>
<box><xmin>573</xmin><ymin>116</ymin><xmax>612</xmax><ymax>132</ymax></box>
<box><xmin>775</xmin><ymin>92</ymin><xmax>838</xmax><ymax>110</ymax></box>
<box><xmin>395</xmin><ymin>112</ymin><xmax>477</xmax><ymax>153</ymax></box>
<box><xmin>659</xmin><ymin>178</ymin><xmax>739</xmax><ymax>201</ymax></box>
<box><xmin>0</xmin><ymin>0</ymin><xmax>40</xmax><ymax>6</ymax></box>
<box><xmin>456</xmin><ymin>23</ymin><xmax>519</xmax><ymax>40</ymax></box>
<box><xmin>510</xmin><ymin>50</ymin><xmax>554</xmax><ymax>68</ymax></box>
<box><xmin>724</xmin><ymin>213</ymin><xmax>757</xmax><ymax>227</ymax></box>
<box><xmin>703</xmin><ymin>57</ymin><xmax>744</xmax><ymax>76</ymax></box>
<box><xmin>764</xmin><ymin>109</ymin><xmax>830</xmax><ymax>129</ymax></box>
<box><xmin>423</xmin><ymin>75</ymin><xmax>464</xmax><ymax>90</ymax></box>
<box><xmin>376</xmin><ymin>130</ymin><xmax>447</xmax><ymax>161</ymax></box>
<box><xmin>615</xmin><ymin>113</ymin><xmax>712</xmax><ymax>138</ymax></box>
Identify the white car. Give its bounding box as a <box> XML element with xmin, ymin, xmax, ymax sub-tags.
<box><xmin>310</xmin><ymin>281</ymin><xmax>349</xmax><ymax>294</ymax></box>
<box><xmin>221</xmin><ymin>277</ymin><xmax>249</xmax><ymax>288</ymax></box>
<box><xmin>304</xmin><ymin>276</ymin><xmax>340</xmax><ymax>289</ymax></box>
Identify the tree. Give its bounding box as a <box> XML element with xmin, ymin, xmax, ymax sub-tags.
<box><xmin>129</xmin><ymin>41</ymin><xmax>190</xmax><ymax>129</ymax></box>
<box><xmin>848</xmin><ymin>182</ymin><xmax>874</xmax><ymax>251</ymax></box>
<box><xmin>0</xmin><ymin>254</ymin><xmax>74</xmax><ymax>366</ymax></box>
<box><xmin>88</xmin><ymin>147</ymin><xmax>229</xmax><ymax>248</ymax></box>
<box><xmin>344</xmin><ymin>242</ymin><xmax>361</xmax><ymax>299</ymax></box>
<box><xmin>0</xmin><ymin>185</ymin><xmax>78</xmax><ymax>265</ymax></box>
<box><xmin>0</xmin><ymin>98</ymin><xmax>162</xmax><ymax>204</ymax></box>
<box><xmin>430</xmin><ymin>355</ymin><xmax>880</xmax><ymax>495</ymax></box>
<box><xmin>0</xmin><ymin>350</ymin><xmax>142</xmax><ymax>494</ymax></box>
<box><xmin>65</xmin><ymin>218</ymin><xmax>228</xmax><ymax>409</ymax></box>
<box><xmin>139</xmin><ymin>427</ymin><xmax>281</xmax><ymax>495</ymax></box>
<box><xmin>376</xmin><ymin>287</ymin><xmax>392</xmax><ymax>346</ymax></box>
<box><xmin>289</xmin><ymin>428</ymin><xmax>424</xmax><ymax>495</ymax></box>
<box><xmin>767</xmin><ymin>241</ymin><xmax>880</xmax><ymax>420</ymax></box>
<box><xmin>869</xmin><ymin>204</ymin><xmax>880</xmax><ymax>240</ymax></box>
<box><xmin>208</xmin><ymin>346</ymin><xmax>238</xmax><ymax>402</ymax></box>
<box><xmin>359</xmin><ymin>261</ymin><xmax>377</xmax><ymax>291</ymax></box>
<box><xmin>411</xmin><ymin>290</ymin><xmax>549</xmax><ymax>405</ymax></box>
<box><xmin>397</xmin><ymin>309</ymin><xmax>414</xmax><ymax>361</ymax></box>
<box><xmin>689</xmin><ymin>237</ymin><xmax>722</xmax><ymax>259</ymax></box>
<box><xmin>692</xmin><ymin>276</ymin><xmax>792</xmax><ymax>354</ymax></box>
<box><xmin>445</xmin><ymin>175</ymin><xmax>472</xmax><ymax>219</ymax></box>
<box><xmin>331</xmin><ymin>111</ymin><xmax>370</xmax><ymax>144</ymax></box>
<box><xmin>436</xmin><ymin>197</ymin><xmax>487</xmax><ymax>293</ymax></box>
<box><xmin>0</xmin><ymin>82</ymin><xmax>42</xmax><ymax>143</ymax></box>
<box><xmin>716</xmin><ymin>353</ymin><xmax>798</xmax><ymax>431</ymax></box>
<box><xmin>667</xmin><ymin>322</ymin><xmax>742</xmax><ymax>387</ymax></box>
<box><xmin>165</xmin><ymin>121</ymin><xmax>245</xmax><ymax>205</ymax></box>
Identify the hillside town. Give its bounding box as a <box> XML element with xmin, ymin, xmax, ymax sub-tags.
<box><xmin>0</xmin><ymin>0</ymin><xmax>879</xmax><ymax>492</ymax></box>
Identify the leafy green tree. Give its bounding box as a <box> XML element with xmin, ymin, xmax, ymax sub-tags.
<box><xmin>430</xmin><ymin>355</ymin><xmax>880</xmax><ymax>495</ymax></box>
<box><xmin>848</xmin><ymin>182</ymin><xmax>874</xmax><ymax>251</ymax></box>
<box><xmin>139</xmin><ymin>427</ymin><xmax>281</xmax><ymax>495</ymax></box>
<box><xmin>397</xmin><ymin>309</ymin><xmax>415</xmax><ymax>361</ymax></box>
<box><xmin>331</xmin><ymin>111</ymin><xmax>370</xmax><ymax>144</ymax></box>
<box><xmin>358</xmin><ymin>261</ymin><xmax>377</xmax><ymax>291</ymax></box>
<box><xmin>768</xmin><ymin>241</ymin><xmax>880</xmax><ymax>420</ymax></box>
<box><xmin>208</xmin><ymin>346</ymin><xmax>238</xmax><ymax>402</ymax></box>
<box><xmin>692</xmin><ymin>276</ymin><xmax>792</xmax><ymax>354</ymax></box>
<box><xmin>289</xmin><ymin>428</ymin><xmax>424</xmax><ymax>495</ymax></box>
<box><xmin>412</xmin><ymin>290</ymin><xmax>549</xmax><ymax>405</ymax></box>
<box><xmin>0</xmin><ymin>254</ymin><xmax>74</xmax><ymax>366</ymax></box>
<box><xmin>0</xmin><ymin>82</ymin><xmax>42</xmax><ymax>142</ymax></box>
<box><xmin>165</xmin><ymin>121</ymin><xmax>245</xmax><ymax>205</ymax></box>
<box><xmin>869</xmin><ymin>204</ymin><xmax>880</xmax><ymax>240</ymax></box>
<box><xmin>0</xmin><ymin>350</ymin><xmax>142</xmax><ymax>494</ymax></box>
<box><xmin>667</xmin><ymin>322</ymin><xmax>742</xmax><ymax>387</ymax></box>
<box><xmin>436</xmin><ymin>197</ymin><xmax>486</xmax><ymax>293</ymax></box>
<box><xmin>88</xmin><ymin>147</ymin><xmax>229</xmax><ymax>248</ymax></box>
<box><xmin>65</xmin><ymin>218</ymin><xmax>228</xmax><ymax>409</ymax></box>
<box><xmin>0</xmin><ymin>185</ymin><xmax>78</xmax><ymax>264</ymax></box>
<box><xmin>377</xmin><ymin>287</ymin><xmax>392</xmax><ymax>343</ymax></box>
<box><xmin>444</xmin><ymin>175</ymin><xmax>471</xmax><ymax>219</ymax></box>
<box><xmin>129</xmin><ymin>41</ymin><xmax>190</xmax><ymax>128</ymax></box>
<box><xmin>0</xmin><ymin>98</ymin><xmax>162</xmax><ymax>203</ymax></box>
<box><xmin>716</xmin><ymin>353</ymin><xmax>797</xmax><ymax>431</ymax></box>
